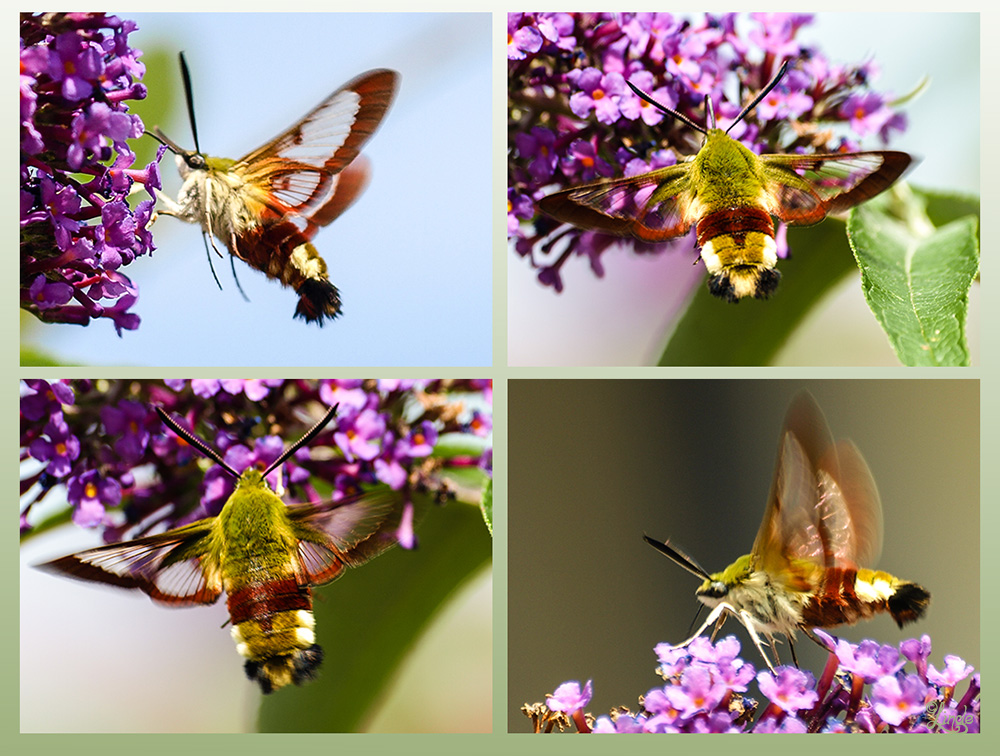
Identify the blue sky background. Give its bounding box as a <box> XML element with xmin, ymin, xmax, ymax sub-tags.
<box><xmin>23</xmin><ymin>13</ymin><xmax>493</xmax><ymax>367</ymax></box>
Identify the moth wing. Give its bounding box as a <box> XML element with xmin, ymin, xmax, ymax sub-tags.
<box><xmin>752</xmin><ymin>393</ymin><xmax>884</xmax><ymax>585</ymax></box>
<box><xmin>815</xmin><ymin>440</ymin><xmax>884</xmax><ymax>569</ymax></box>
<box><xmin>761</xmin><ymin>151</ymin><xmax>912</xmax><ymax>225</ymax></box>
<box><xmin>37</xmin><ymin>519</ymin><xmax>222</xmax><ymax>606</ymax></box>
<box><xmin>234</xmin><ymin>69</ymin><xmax>398</xmax><ymax>234</ymax></box>
<box><xmin>538</xmin><ymin>164</ymin><xmax>695</xmax><ymax>242</ymax></box>
<box><xmin>752</xmin><ymin>393</ymin><xmax>834</xmax><ymax>581</ymax></box>
<box><xmin>287</xmin><ymin>489</ymin><xmax>407</xmax><ymax>586</ymax></box>
<box><xmin>304</xmin><ymin>156</ymin><xmax>371</xmax><ymax>229</ymax></box>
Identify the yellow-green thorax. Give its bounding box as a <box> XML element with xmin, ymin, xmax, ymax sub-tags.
<box><xmin>214</xmin><ymin>468</ymin><xmax>298</xmax><ymax>578</ymax></box>
<box><xmin>689</xmin><ymin>130</ymin><xmax>769</xmax><ymax>213</ymax></box>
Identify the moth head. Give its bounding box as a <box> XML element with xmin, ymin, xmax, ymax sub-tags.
<box><xmin>696</xmin><ymin>553</ymin><xmax>754</xmax><ymax>604</ymax></box>
<box><xmin>149</xmin><ymin>126</ymin><xmax>205</xmax><ymax>178</ymax></box>
<box><xmin>177</xmin><ymin>150</ymin><xmax>207</xmax><ymax>176</ymax></box>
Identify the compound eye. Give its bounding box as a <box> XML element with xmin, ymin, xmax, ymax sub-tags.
<box><xmin>186</xmin><ymin>153</ymin><xmax>207</xmax><ymax>170</ymax></box>
<box><xmin>698</xmin><ymin>581</ymin><xmax>729</xmax><ymax>600</ymax></box>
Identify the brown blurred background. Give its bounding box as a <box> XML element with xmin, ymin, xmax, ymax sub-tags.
<box><xmin>508</xmin><ymin>379</ymin><xmax>978</xmax><ymax>731</ymax></box>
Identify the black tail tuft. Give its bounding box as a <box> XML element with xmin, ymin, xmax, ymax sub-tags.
<box><xmin>244</xmin><ymin>644</ymin><xmax>325</xmax><ymax>694</ymax></box>
<box><xmin>889</xmin><ymin>582</ymin><xmax>931</xmax><ymax>628</ymax></box>
<box><xmin>708</xmin><ymin>268</ymin><xmax>781</xmax><ymax>302</ymax></box>
<box><xmin>294</xmin><ymin>279</ymin><xmax>342</xmax><ymax>325</ymax></box>
<box><xmin>708</xmin><ymin>273</ymin><xmax>739</xmax><ymax>303</ymax></box>
<box><xmin>754</xmin><ymin>268</ymin><xmax>781</xmax><ymax>299</ymax></box>
<box><xmin>291</xmin><ymin>644</ymin><xmax>324</xmax><ymax>685</ymax></box>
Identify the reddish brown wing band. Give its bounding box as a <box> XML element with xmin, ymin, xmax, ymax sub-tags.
<box><xmin>36</xmin><ymin>524</ymin><xmax>221</xmax><ymax>606</ymax></box>
<box><xmin>820</xmin><ymin>151</ymin><xmax>912</xmax><ymax>214</ymax></box>
<box><xmin>765</xmin><ymin>150</ymin><xmax>913</xmax><ymax>225</ymax></box>
<box><xmin>239</xmin><ymin>71</ymin><xmax>397</xmax><ymax>219</ymax></box>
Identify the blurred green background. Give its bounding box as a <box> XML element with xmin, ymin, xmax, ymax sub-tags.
<box><xmin>508</xmin><ymin>13</ymin><xmax>980</xmax><ymax>366</ymax></box>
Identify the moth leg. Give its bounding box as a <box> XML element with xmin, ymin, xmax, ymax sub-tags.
<box><xmin>735</xmin><ymin>609</ymin><xmax>778</xmax><ymax>673</ymax></box>
<box><xmin>708</xmin><ymin>609</ymin><xmax>729</xmax><ymax>642</ymax></box>
<box><xmin>670</xmin><ymin>602</ymin><xmax>732</xmax><ymax>650</ymax></box>
<box><xmin>802</xmin><ymin>627</ymin><xmax>833</xmax><ymax>652</ymax></box>
<box><xmin>228</xmin><ymin>251</ymin><xmax>251</xmax><ymax>303</ymax></box>
<box><xmin>789</xmin><ymin>637</ymin><xmax>799</xmax><ymax>668</ymax></box>
<box><xmin>201</xmin><ymin>177</ymin><xmax>224</xmax><ymax>259</ymax></box>
<box><xmin>191</xmin><ymin>176</ymin><xmax>227</xmax><ymax>291</ymax></box>
<box><xmin>156</xmin><ymin>193</ymin><xmax>183</xmax><ymax>217</ymax></box>
<box><xmin>224</xmin><ymin>231</ymin><xmax>251</xmax><ymax>303</ymax></box>
<box><xmin>200</xmin><ymin>231</ymin><xmax>224</xmax><ymax>291</ymax></box>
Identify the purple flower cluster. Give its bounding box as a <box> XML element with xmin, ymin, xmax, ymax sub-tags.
<box><xmin>508</xmin><ymin>13</ymin><xmax>908</xmax><ymax>293</ymax></box>
<box><xmin>20</xmin><ymin>380</ymin><xmax>492</xmax><ymax>546</ymax></box>
<box><xmin>20</xmin><ymin>13</ymin><xmax>163</xmax><ymax>333</ymax></box>
<box><xmin>524</xmin><ymin>634</ymin><xmax>979</xmax><ymax>734</ymax></box>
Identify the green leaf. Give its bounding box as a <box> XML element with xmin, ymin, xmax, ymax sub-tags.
<box><xmin>658</xmin><ymin>221</ymin><xmax>857</xmax><ymax>365</ymax></box>
<box><xmin>256</xmin><ymin>495</ymin><xmax>491</xmax><ymax>732</ymax></box>
<box><xmin>848</xmin><ymin>187</ymin><xmax>979</xmax><ymax>366</ymax></box>
<box><xmin>19</xmin><ymin>346</ymin><xmax>65</xmax><ymax>367</ymax></box>
<box><xmin>920</xmin><ymin>188</ymin><xmax>980</xmax><ymax>228</ymax></box>
<box><xmin>434</xmin><ymin>433</ymin><xmax>488</xmax><ymax>459</ymax></box>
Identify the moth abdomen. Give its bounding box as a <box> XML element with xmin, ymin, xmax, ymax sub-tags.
<box><xmin>698</xmin><ymin>206</ymin><xmax>780</xmax><ymax>301</ymax></box>
<box><xmin>239</xmin><ymin>221</ymin><xmax>343</xmax><ymax>323</ymax></box>
<box><xmin>798</xmin><ymin>567</ymin><xmax>930</xmax><ymax>629</ymax></box>
<box><xmin>227</xmin><ymin>576</ymin><xmax>324</xmax><ymax>692</ymax></box>
<box><xmin>707</xmin><ymin>266</ymin><xmax>781</xmax><ymax>303</ymax></box>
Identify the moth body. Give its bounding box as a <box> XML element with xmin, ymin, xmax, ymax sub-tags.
<box><xmin>160</xmin><ymin>152</ymin><xmax>342</xmax><ymax>324</ymax></box>
<box><xmin>206</xmin><ymin>467</ymin><xmax>326</xmax><ymax>692</ymax></box>
<box><xmin>38</xmin><ymin>405</ymin><xmax>408</xmax><ymax>693</ymax></box>
<box><xmin>539</xmin><ymin>63</ymin><xmax>912</xmax><ymax>301</ymax></box>
<box><xmin>645</xmin><ymin>392</ymin><xmax>930</xmax><ymax>670</ymax></box>
<box><xmin>695</xmin><ymin>556</ymin><xmax>808</xmax><ymax>639</ymax></box>
<box><xmin>696</xmin><ymin>553</ymin><xmax>928</xmax><ymax>647</ymax></box>
<box><xmin>155</xmin><ymin>59</ymin><xmax>398</xmax><ymax>324</ymax></box>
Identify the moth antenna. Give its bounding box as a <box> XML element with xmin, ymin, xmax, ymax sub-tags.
<box><xmin>154</xmin><ymin>406</ymin><xmax>241</xmax><ymax>479</ymax></box>
<box><xmin>147</xmin><ymin>128</ymin><xmax>181</xmax><ymax>155</ymax></box>
<box><xmin>643</xmin><ymin>534</ymin><xmax>712</xmax><ymax>580</ymax></box>
<box><xmin>264</xmin><ymin>404</ymin><xmax>340</xmax><ymax>476</ymax></box>
<box><xmin>178</xmin><ymin>51</ymin><xmax>202</xmax><ymax>155</ymax></box>
<box><xmin>625</xmin><ymin>80</ymin><xmax>707</xmax><ymax>135</ymax></box>
<box><xmin>726</xmin><ymin>60</ymin><xmax>789</xmax><ymax>134</ymax></box>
